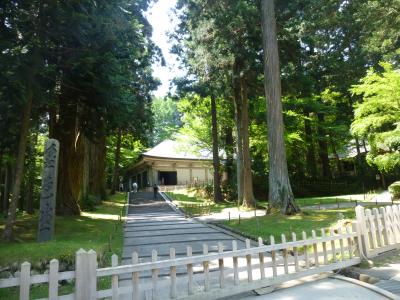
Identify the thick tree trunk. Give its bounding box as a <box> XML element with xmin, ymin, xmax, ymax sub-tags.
<box><xmin>233</xmin><ymin>73</ymin><xmax>244</xmax><ymax>206</ymax></box>
<box><xmin>317</xmin><ymin>114</ymin><xmax>331</xmax><ymax>178</ymax></box>
<box><xmin>0</xmin><ymin>153</ymin><xmax>3</xmax><ymax>214</ymax></box>
<box><xmin>331</xmin><ymin>140</ymin><xmax>343</xmax><ymax>176</ymax></box>
<box><xmin>224</xmin><ymin>126</ymin><xmax>234</xmax><ymax>186</ymax></box>
<box><xmin>380</xmin><ymin>172</ymin><xmax>386</xmax><ymax>189</ymax></box>
<box><xmin>261</xmin><ymin>0</ymin><xmax>299</xmax><ymax>215</ymax></box>
<box><xmin>55</xmin><ymin>96</ymin><xmax>82</xmax><ymax>215</ymax></box>
<box><xmin>25</xmin><ymin>132</ymin><xmax>38</xmax><ymax>214</ymax></box>
<box><xmin>81</xmin><ymin>135</ymin><xmax>90</xmax><ymax>203</ymax></box>
<box><xmin>240</xmin><ymin>76</ymin><xmax>255</xmax><ymax>208</ymax></box>
<box><xmin>304</xmin><ymin>111</ymin><xmax>317</xmax><ymax>177</ymax></box>
<box><xmin>48</xmin><ymin>105</ymin><xmax>57</xmax><ymax>139</ymax></box>
<box><xmin>2</xmin><ymin>163</ymin><xmax>11</xmax><ymax>212</ymax></box>
<box><xmin>110</xmin><ymin>129</ymin><xmax>122</xmax><ymax>194</ymax></box>
<box><xmin>211</xmin><ymin>96</ymin><xmax>223</xmax><ymax>203</ymax></box>
<box><xmin>89</xmin><ymin>135</ymin><xmax>107</xmax><ymax>201</ymax></box>
<box><xmin>2</xmin><ymin>87</ymin><xmax>33</xmax><ymax>241</ymax></box>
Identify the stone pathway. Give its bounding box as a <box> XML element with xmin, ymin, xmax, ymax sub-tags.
<box><xmin>352</xmin><ymin>249</ymin><xmax>400</xmax><ymax>296</ymax></box>
<box><xmin>121</xmin><ymin>192</ymin><xmax>248</xmax><ymax>277</ymax></box>
<box><xmin>118</xmin><ymin>192</ymin><xmax>398</xmax><ymax>299</ymax></box>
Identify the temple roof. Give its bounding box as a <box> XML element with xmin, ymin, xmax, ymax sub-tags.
<box><xmin>143</xmin><ymin>139</ymin><xmax>212</xmax><ymax>160</ymax></box>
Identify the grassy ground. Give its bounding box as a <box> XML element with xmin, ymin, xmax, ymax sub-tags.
<box><xmin>0</xmin><ymin>192</ymin><xmax>126</xmax><ymax>299</ymax></box>
<box><xmin>166</xmin><ymin>190</ymin><xmax>375</xmax><ymax>213</ymax></box>
<box><xmin>166</xmin><ymin>191</ymin><xmax>238</xmax><ymax>213</ymax></box>
<box><xmin>296</xmin><ymin>194</ymin><xmax>377</xmax><ymax>207</ymax></box>
<box><xmin>222</xmin><ymin>208</ymin><xmax>357</xmax><ymax>244</ymax></box>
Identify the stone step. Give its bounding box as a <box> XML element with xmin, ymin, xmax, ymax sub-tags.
<box><xmin>124</xmin><ymin>227</ymin><xmax>220</xmax><ymax>238</ymax></box>
<box><xmin>124</xmin><ymin>232</ymin><xmax>234</xmax><ymax>247</ymax></box>
<box><xmin>122</xmin><ymin>240</ymin><xmax>247</xmax><ymax>259</ymax></box>
<box><xmin>124</xmin><ymin>222</ymin><xmax>201</xmax><ymax>231</ymax></box>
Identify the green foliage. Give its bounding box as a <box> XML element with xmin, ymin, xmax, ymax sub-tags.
<box><xmin>106</xmin><ymin>134</ymin><xmax>144</xmax><ymax>180</ymax></box>
<box><xmin>389</xmin><ymin>181</ymin><xmax>400</xmax><ymax>200</ymax></box>
<box><xmin>151</xmin><ymin>97</ymin><xmax>181</xmax><ymax>145</ymax></box>
<box><xmin>351</xmin><ymin>62</ymin><xmax>400</xmax><ymax>172</ymax></box>
<box><xmin>178</xmin><ymin>95</ymin><xmax>213</xmax><ymax>151</ymax></box>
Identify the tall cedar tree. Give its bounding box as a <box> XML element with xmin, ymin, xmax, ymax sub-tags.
<box><xmin>261</xmin><ymin>0</ymin><xmax>300</xmax><ymax>214</ymax></box>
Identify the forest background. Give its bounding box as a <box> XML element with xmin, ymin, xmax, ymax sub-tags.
<box><xmin>0</xmin><ymin>0</ymin><xmax>399</xmax><ymax>240</ymax></box>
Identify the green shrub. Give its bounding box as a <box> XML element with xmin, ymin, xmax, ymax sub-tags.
<box><xmin>389</xmin><ymin>181</ymin><xmax>400</xmax><ymax>199</ymax></box>
<box><xmin>81</xmin><ymin>194</ymin><xmax>99</xmax><ymax>211</ymax></box>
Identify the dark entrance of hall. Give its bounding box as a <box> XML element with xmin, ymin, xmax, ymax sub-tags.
<box><xmin>158</xmin><ymin>171</ymin><xmax>177</xmax><ymax>185</ymax></box>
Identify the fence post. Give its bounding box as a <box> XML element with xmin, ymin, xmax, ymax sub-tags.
<box><xmin>75</xmin><ymin>249</ymin><xmax>87</xmax><ymax>300</ymax></box>
<box><xmin>75</xmin><ymin>249</ymin><xmax>97</xmax><ymax>300</ymax></box>
<box><xmin>111</xmin><ymin>254</ymin><xmax>119</xmax><ymax>300</ymax></box>
<box><xmin>49</xmin><ymin>259</ymin><xmax>59</xmax><ymax>300</ymax></box>
<box><xmin>20</xmin><ymin>262</ymin><xmax>31</xmax><ymax>300</ymax></box>
<box><xmin>355</xmin><ymin>206</ymin><xmax>369</xmax><ymax>258</ymax></box>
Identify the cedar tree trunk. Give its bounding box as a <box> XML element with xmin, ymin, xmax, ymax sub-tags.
<box><xmin>233</xmin><ymin>74</ymin><xmax>244</xmax><ymax>206</ymax></box>
<box><xmin>89</xmin><ymin>135</ymin><xmax>107</xmax><ymax>201</ymax></box>
<box><xmin>317</xmin><ymin>113</ymin><xmax>331</xmax><ymax>178</ymax></box>
<box><xmin>2</xmin><ymin>86</ymin><xmax>33</xmax><ymax>241</ymax></box>
<box><xmin>211</xmin><ymin>96</ymin><xmax>223</xmax><ymax>203</ymax></box>
<box><xmin>110</xmin><ymin>129</ymin><xmax>122</xmax><ymax>194</ymax></box>
<box><xmin>304</xmin><ymin>110</ymin><xmax>317</xmax><ymax>177</ymax></box>
<box><xmin>240</xmin><ymin>76</ymin><xmax>255</xmax><ymax>208</ymax></box>
<box><xmin>261</xmin><ymin>0</ymin><xmax>300</xmax><ymax>214</ymax></box>
<box><xmin>224</xmin><ymin>126</ymin><xmax>234</xmax><ymax>186</ymax></box>
<box><xmin>55</xmin><ymin>96</ymin><xmax>82</xmax><ymax>215</ymax></box>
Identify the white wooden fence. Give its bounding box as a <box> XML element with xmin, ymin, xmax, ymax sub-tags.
<box><xmin>356</xmin><ymin>205</ymin><xmax>400</xmax><ymax>257</ymax></box>
<box><xmin>2</xmin><ymin>204</ymin><xmax>400</xmax><ymax>299</ymax></box>
<box><xmin>0</xmin><ymin>226</ymin><xmax>361</xmax><ymax>299</ymax></box>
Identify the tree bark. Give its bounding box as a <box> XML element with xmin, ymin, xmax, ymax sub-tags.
<box><xmin>81</xmin><ymin>134</ymin><xmax>90</xmax><ymax>203</ymax></box>
<box><xmin>48</xmin><ymin>105</ymin><xmax>57</xmax><ymax>139</ymax></box>
<box><xmin>2</xmin><ymin>162</ymin><xmax>11</xmax><ymax>213</ymax></box>
<box><xmin>25</xmin><ymin>132</ymin><xmax>38</xmax><ymax>214</ymax></box>
<box><xmin>2</xmin><ymin>85</ymin><xmax>33</xmax><ymax>241</ymax></box>
<box><xmin>211</xmin><ymin>96</ymin><xmax>223</xmax><ymax>203</ymax></box>
<box><xmin>362</xmin><ymin>139</ymin><xmax>368</xmax><ymax>153</ymax></box>
<box><xmin>331</xmin><ymin>140</ymin><xmax>343</xmax><ymax>176</ymax></box>
<box><xmin>317</xmin><ymin>113</ymin><xmax>331</xmax><ymax>178</ymax></box>
<box><xmin>110</xmin><ymin>129</ymin><xmax>122</xmax><ymax>194</ymax></box>
<box><xmin>89</xmin><ymin>134</ymin><xmax>107</xmax><ymax>201</ymax></box>
<box><xmin>261</xmin><ymin>0</ymin><xmax>299</xmax><ymax>214</ymax></box>
<box><xmin>304</xmin><ymin>110</ymin><xmax>317</xmax><ymax>178</ymax></box>
<box><xmin>55</xmin><ymin>96</ymin><xmax>82</xmax><ymax>215</ymax></box>
<box><xmin>224</xmin><ymin>126</ymin><xmax>234</xmax><ymax>186</ymax></box>
<box><xmin>240</xmin><ymin>76</ymin><xmax>255</xmax><ymax>208</ymax></box>
<box><xmin>233</xmin><ymin>63</ymin><xmax>244</xmax><ymax>206</ymax></box>
<box><xmin>0</xmin><ymin>153</ymin><xmax>3</xmax><ymax>214</ymax></box>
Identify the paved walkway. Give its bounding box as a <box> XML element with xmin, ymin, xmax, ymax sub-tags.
<box><xmin>353</xmin><ymin>249</ymin><xmax>400</xmax><ymax>296</ymax></box>
<box><xmin>119</xmin><ymin>192</ymin><xmax>398</xmax><ymax>299</ymax></box>
<box><xmin>121</xmin><ymin>192</ymin><xmax>247</xmax><ymax>276</ymax></box>
<box><xmin>230</xmin><ymin>275</ymin><xmax>397</xmax><ymax>300</ymax></box>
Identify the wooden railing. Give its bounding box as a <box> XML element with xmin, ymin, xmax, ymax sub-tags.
<box><xmin>0</xmin><ymin>224</ymin><xmax>361</xmax><ymax>300</ymax></box>
<box><xmin>356</xmin><ymin>204</ymin><xmax>400</xmax><ymax>257</ymax></box>
<box><xmin>3</xmin><ymin>204</ymin><xmax>400</xmax><ymax>299</ymax></box>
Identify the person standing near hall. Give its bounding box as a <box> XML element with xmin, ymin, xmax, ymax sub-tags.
<box><xmin>153</xmin><ymin>183</ymin><xmax>159</xmax><ymax>200</ymax></box>
<box><xmin>132</xmin><ymin>182</ymin><xmax>138</xmax><ymax>193</ymax></box>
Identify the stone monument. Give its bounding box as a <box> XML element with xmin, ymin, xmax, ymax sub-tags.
<box><xmin>37</xmin><ymin>139</ymin><xmax>60</xmax><ymax>242</ymax></box>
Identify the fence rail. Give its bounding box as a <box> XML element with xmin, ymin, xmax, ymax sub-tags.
<box><xmin>2</xmin><ymin>204</ymin><xmax>400</xmax><ymax>299</ymax></box>
<box><xmin>1</xmin><ymin>226</ymin><xmax>361</xmax><ymax>300</ymax></box>
<box><xmin>356</xmin><ymin>204</ymin><xmax>400</xmax><ymax>257</ymax></box>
